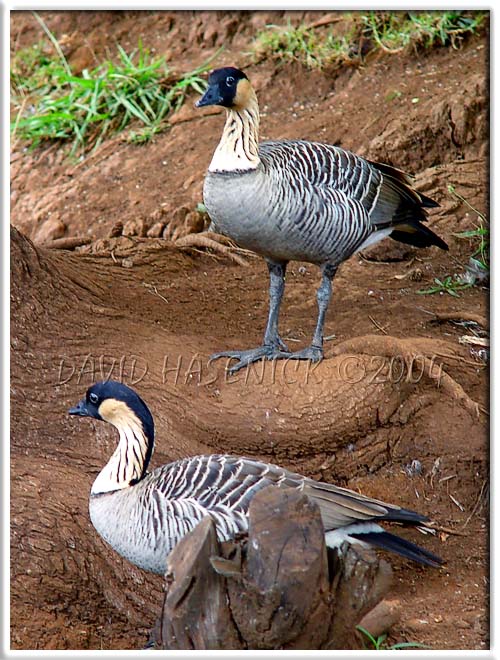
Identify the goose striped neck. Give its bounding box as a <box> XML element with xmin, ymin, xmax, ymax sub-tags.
<box><xmin>209</xmin><ymin>89</ymin><xmax>260</xmax><ymax>173</ymax></box>
<box><xmin>91</xmin><ymin>408</ymin><xmax>151</xmax><ymax>494</ymax></box>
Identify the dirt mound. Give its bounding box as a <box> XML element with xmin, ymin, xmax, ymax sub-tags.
<box><xmin>10</xmin><ymin>10</ymin><xmax>488</xmax><ymax>651</ymax></box>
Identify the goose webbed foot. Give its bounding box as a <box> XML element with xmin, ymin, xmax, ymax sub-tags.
<box><xmin>210</xmin><ymin>341</ymin><xmax>291</xmax><ymax>374</ymax></box>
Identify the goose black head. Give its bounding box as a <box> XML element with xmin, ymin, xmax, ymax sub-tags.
<box><xmin>196</xmin><ymin>67</ymin><xmax>251</xmax><ymax>110</ymax></box>
<box><xmin>69</xmin><ymin>380</ymin><xmax>154</xmax><ymax>441</ymax></box>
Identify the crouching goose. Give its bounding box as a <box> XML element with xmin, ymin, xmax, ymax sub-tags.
<box><xmin>196</xmin><ymin>67</ymin><xmax>448</xmax><ymax>373</ymax></box>
<box><xmin>69</xmin><ymin>380</ymin><xmax>442</xmax><ymax>574</ymax></box>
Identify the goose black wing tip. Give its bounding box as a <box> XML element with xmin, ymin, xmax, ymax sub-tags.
<box><xmin>352</xmin><ymin>530</ymin><xmax>445</xmax><ymax>568</ymax></box>
<box><xmin>420</xmin><ymin>192</ymin><xmax>440</xmax><ymax>209</ymax></box>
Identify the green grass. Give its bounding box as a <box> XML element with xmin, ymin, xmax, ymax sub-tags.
<box><xmin>251</xmin><ymin>19</ymin><xmax>355</xmax><ymax>69</ymax></box>
<box><xmin>356</xmin><ymin>625</ymin><xmax>430</xmax><ymax>651</ymax></box>
<box><xmin>362</xmin><ymin>10</ymin><xmax>486</xmax><ymax>54</ymax></box>
<box><xmin>451</xmin><ymin>186</ymin><xmax>489</xmax><ymax>290</ymax></box>
<box><xmin>417</xmin><ymin>276</ymin><xmax>474</xmax><ymax>298</ymax></box>
<box><xmin>449</xmin><ymin>184</ymin><xmax>489</xmax><ymax>272</ymax></box>
<box><xmin>11</xmin><ymin>13</ymin><xmax>216</xmax><ymax>157</ymax></box>
<box><xmin>251</xmin><ymin>11</ymin><xmax>486</xmax><ymax>70</ymax></box>
<box><xmin>418</xmin><ymin>186</ymin><xmax>488</xmax><ymax>298</ymax></box>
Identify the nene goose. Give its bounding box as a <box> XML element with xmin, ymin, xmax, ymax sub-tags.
<box><xmin>69</xmin><ymin>380</ymin><xmax>442</xmax><ymax>574</ymax></box>
<box><xmin>196</xmin><ymin>67</ymin><xmax>448</xmax><ymax>373</ymax></box>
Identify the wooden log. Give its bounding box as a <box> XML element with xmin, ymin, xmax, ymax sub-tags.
<box><xmin>156</xmin><ymin>515</ymin><xmax>241</xmax><ymax>650</ymax></box>
<box><xmin>152</xmin><ymin>486</ymin><xmax>393</xmax><ymax>650</ymax></box>
<box><xmin>225</xmin><ymin>486</ymin><xmax>331</xmax><ymax>649</ymax></box>
<box><xmin>327</xmin><ymin>543</ymin><xmax>393</xmax><ymax>649</ymax></box>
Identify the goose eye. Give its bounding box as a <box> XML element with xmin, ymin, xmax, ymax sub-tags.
<box><xmin>226</xmin><ymin>76</ymin><xmax>235</xmax><ymax>86</ymax></box>
<box><xmin>89</xmin><ymin>392</ymin><xmax>99</xmax><ymax>405</ymax></box>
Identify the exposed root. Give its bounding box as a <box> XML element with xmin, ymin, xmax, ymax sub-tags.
<box><xmin>175</xmin><ymin>231</ymin><xmax>255</xmax><ymax>267</ymax></box>
<box><xmin>357</xmin><ymin>599</ymin><xmax>401</xmax><ymax>640</ymax></box>
<box><xmin>43</xmin><ymin>236</ymin><xmax>92</xmax><ymax>250</ymax></box>
<box><xmin>331</xmin><ymin>335</ymin><xmax>482</xmax><ymax>419</ymax></box>
<box><xmin>306</xmin><ymin>13</ymin><xmax>343</xmax><ymax>29</ymax></box>
<box><xmin>428</xmin><ymin>311</ymin><xmax>488</xmax><ymax>329</ymax></box>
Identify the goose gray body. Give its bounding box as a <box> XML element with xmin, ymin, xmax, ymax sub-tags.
<box><xmin>89</xmin><ymin>453</ymin><xmax>413</xmax><ymax>574</ymax></box>
<box><xmin>197</xmin><ymin>67</ymin><xmax>448</xmax><ymax>372</ymax></box>
<box><xmin>205</xmin><ymin>141</ymin><xmax>393</xmax><ymax>265</ymax></box>
<box><xmin>70</xmin><ymin>381</ymin><xmax>443</xmax><ymax>575</ymax></box>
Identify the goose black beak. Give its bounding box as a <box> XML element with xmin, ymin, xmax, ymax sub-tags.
<box><xmin>195</xmin><ymin>85</ymin><xmax>222</xmax><ymax>108</ymax></box>
<box><xmin>68</xmin><ymin>398</ymin><xmax>91</xmax><ymax>417</ymax></box>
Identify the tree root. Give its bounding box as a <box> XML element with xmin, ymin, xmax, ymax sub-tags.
<box><xmin>428</xmin><ymin>311</ymin><xmax>488</xmax><ymax>329</ymax></box>
<box><xmin>43</xmin><ymin>236</ymin><xmax>92</xmax><ymax>250</ymax></box>
<box><xmin>331</xmin><ymin>335</ymin><xmax>482</xmax><ymax>419</ymax></box>
<box><xmin>174</xmin><ymin>231</ymin><xmax>255</xmax><ymax>267</ymax></box>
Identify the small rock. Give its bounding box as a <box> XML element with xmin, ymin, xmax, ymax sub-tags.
<box><xmin>405</xmin><ymin>618</ymin><xmax>429</xmax><ymax>633</ymax></box>
<box><xmin>34</xmin><ymin>217</ymin><xmax>66</xmax><ymax>244</ymax></box>
<box><xmin>184</xmin><ymin>211</ymin><xmax>205</xmax><ymax>234</ymax></box>
<box><xmin>404</xmin><ymin>459</ymin><xmax>423</xmax><ymax>477</ymax></box>
<box><xmin>357</xmin><ymin>599</ymin><xmax>401</xmax><ymax>639</ymax></box>
<box><xmin>147</xmin><ymin>222</ymin><xmax>165</xmax><ymax>238</ymax></box>
<box><xmin>68</xmin><ymin>45</ymin><xmax>95</xmax><ymax>75</ymax></box>
<box><xmin>409</xmin><ymin>267</ymin><xmax>424</xmax><ymax>281</ymax></box>
<box><xmin>109</xmin><ymin>221</ymin><xmax>123</xmax><ymax>238</ymax></box>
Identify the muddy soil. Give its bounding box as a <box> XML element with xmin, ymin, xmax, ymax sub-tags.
<box><xmin>10</xmin><ymin>10</ymin><xmax>489</xmax><ymax>651</ymax></box>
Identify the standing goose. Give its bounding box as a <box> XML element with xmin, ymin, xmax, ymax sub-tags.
<box><xmin>196</xmin><ymin>67</ymin><xmax>448</xmax><ymax>373</ymax></box>
<box><xmin>69</xmin><ymin>380</ymin><xmax>442</xmax><ymax>574</ymax></box>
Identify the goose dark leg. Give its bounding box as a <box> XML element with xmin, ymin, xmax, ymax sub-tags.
<box><xmin>285</xmin><ymin>263</ymin><xmax>337</xmax><ymax>362</ymax></box>
<box><xmin>210</xmin><ymin>261</ymin><xmax>290</xmax><ymax>373</ymax></box>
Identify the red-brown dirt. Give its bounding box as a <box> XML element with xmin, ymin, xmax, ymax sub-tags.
<box><xmin>10</xmin><ymin>10</ymin><xmax>489</xmax><ymax>651</ymax></box>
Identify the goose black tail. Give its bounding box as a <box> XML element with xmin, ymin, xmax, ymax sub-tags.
<box><xmin>390</xmin><ymin>222</ymin><xmax>449</xmax><ymax>251</ymax></box>
<box><xmin>351</xmin><ymin>530</ymin><xmax>444</xmax><ymax>568</ymax></box>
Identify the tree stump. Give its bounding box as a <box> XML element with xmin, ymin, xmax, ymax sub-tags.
<box><xmin>153</xmin><ymin>486</ymin><xmax>393</xmax><ymax>650</ymax></box>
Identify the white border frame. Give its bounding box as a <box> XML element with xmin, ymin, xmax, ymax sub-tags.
<box><xmin>3</xmin><ymin>2</ymin><xmax>493</xmax><ymax>659</ymax></box>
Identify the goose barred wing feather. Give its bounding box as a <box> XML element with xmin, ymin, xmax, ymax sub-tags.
<box><xmin>90</xmin><ymin>453</ymin><xmax>440</xmax><ymax>573</ymax></box>
<box><xmin>260</xmin><ymin>140</ymin><xmax>382</xmax><ymax>208</ymax></box>
<box><xmin>258</xmin><ymin>140</ymin><xmax>446</xmax><ymax>253</ymax></box>
<box><xmin>146</xmin><ymin>454</ymin><xmax>291</xmax><ymax>541</ymax></box>
<box><xmin>301</xmin><ymin>478</ymin><xmax>428</xmax><ymax>529</ymax></box>
<box><xmin>146</xmin><ymin>454</ymin><xmax>426</xmax><ymax>540</ymax></box>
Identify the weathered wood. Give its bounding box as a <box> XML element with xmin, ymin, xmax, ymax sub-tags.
<box><xmin>153</xmin><ymin>486</ymin><xmax>393</xmax><ymax>650</ymax></box>
<box><xmin>226</xmin><ymin>486</ymin><xmax>331</xmax><ymax>650</ymax></box>
<box><xmin>327</xmin><ymin>543</ymin><xmax>393</xmax><ymax>649</ymax></box>
<box><xmin>157</xmin><ymin>516</ymin><xmax>241</xmax><ymax>650</ymax></box>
